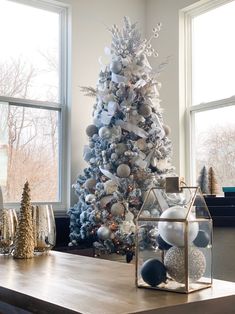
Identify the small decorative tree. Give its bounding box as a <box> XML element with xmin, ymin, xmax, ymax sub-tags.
<box><xmin>14</xmin><ymin>181</ymin><xmax>34</xmax><ymax>259</ymax></box>
<box><xmin>208</xmin><ymin>167</ymin><xmax>219</xmax><ymax>195</ymax></box>
<box><xmin>197</xmin><ymin>166</ymin><xmax>209</xmax><ymax>195</ymax></box>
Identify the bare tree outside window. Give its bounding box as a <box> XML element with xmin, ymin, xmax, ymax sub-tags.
<box><xmin>0</xmin><ymin>0</ymin><xmax>62</xmax><ymax>203</ymax></box>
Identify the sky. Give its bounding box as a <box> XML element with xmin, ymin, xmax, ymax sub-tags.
<box><xmin>0</xmin><ymin>0</ymin><xmax>59</xmax><ymax>102</ymax></box>
<box><xmin>192</xmin><ymin>0</ymin><xmax>235</xmax><ymax>105</ymax></box>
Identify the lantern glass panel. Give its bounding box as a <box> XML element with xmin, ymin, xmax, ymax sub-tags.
<box><xmin>136</xmin><ymin>186</ymin><xmax>212</xmax><ymax>293</ymax></box>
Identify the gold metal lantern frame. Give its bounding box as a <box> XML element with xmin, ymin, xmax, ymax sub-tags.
<box><xmin>136</xmin><ymin>178</ymin><xmax>213</xmax><ymax>293</ymax></box>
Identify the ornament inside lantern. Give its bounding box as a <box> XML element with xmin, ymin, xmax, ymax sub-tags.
<box><xmin>136</xmin><ymin>177</ymin><xmax>213</xmax><ymax>293</ymax></box>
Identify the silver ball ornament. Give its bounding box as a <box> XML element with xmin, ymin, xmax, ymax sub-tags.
<box><xmin>86</xmin><ymin>124</ymin><xmax>98</xmax><ymax>137</ymax></box>
<box><xmin>115</xmin><ymin>143</ymin><xmax>128</xmax><ymax>155</ymax></box>
<box><xmin>111</xmin><ymin>153</ymin><xmax>118</xmax><ymax>161</ymax></box>
<box><xmin>138</xmin><ymin>104</ymin><xmax>152</xmax><ymax>117</ymax></box>
<box><xmin>164</xmin><ymin>247</ymin><xmax>206</xmax><ymax>283</ymax></box>
<box><xmin>158</xmin><ymin>206</ymin><xmax>199</xmax><ymax>247</ymax></box>
<box><xmin>97</xmin><ymin>226</ymin><xmax>111</xmax><ymax>241</ymax></box>
<box><xmin>111</xmin><ymin>202</ymin><xmax>125</xmax><ymax>216</ymax></box>
<box><xmin>84</xmin><ymin>178</ymin><xmax>96</xmax><ymax>192</ymax></box>
<box><xmin>116</xmin><ymin>164</ymin><xmax>131</xmax><ymax>178</ymax></box>
<box><xmin>98</xmin><ymin>126</ymin><xmax>111</xmax><ymax>139</ymax></box>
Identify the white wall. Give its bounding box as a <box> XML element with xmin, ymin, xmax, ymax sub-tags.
<box><xmin>146</xmin><ymin>0</ymin><xmax>199</xmax><ymax>178</ymax></box>
<box><xmin>58</xmin><ymin>0</ymin><xmax>201</xmax><ymax>205</ymax></box>
<box><xmin>58</xmin><ymin>0</ymin><xmax>146</xmax><ymax>205</ymax></box>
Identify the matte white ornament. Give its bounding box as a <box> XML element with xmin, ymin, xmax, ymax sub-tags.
<box><xmin>85</xmin><ymin>194</ymin><xmax>96</xmax><ymax>204</ymax></box>
<box><xmin>164</xmin><ymin>247</ymin><xmax>206</xmax><ymax>283</ymax></box>
<box><xmin>111</xmin><ymin>202</ymin><xmax>125</xmax><ymax>216</ymax></box>
<box><xmin>97</xmin><ymin>226</ymin><xmax>111</xmax><ymax>241</ymax></box>
<box><xmin>116</xmin><ymin>164</ymin><xmax>131</xmax><ymax>178</ymax></box>
<box><xmin>98</xmin><ymin>126</ymin><xmax>111</xmax><ymax>139</ymax></box>
<box><xmin>158</xmin><ymin>206</ymin><xmax>199</xmax><ymax>247</ymax></box>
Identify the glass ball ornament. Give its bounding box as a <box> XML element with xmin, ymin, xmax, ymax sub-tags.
<box><xmin>138</xmin><ymin>104</ymin><xmax>152</xmax><ymax>118</ymax></box>
<box><xmin>111</xmin><ymin>202</ymin><xmax>125</xmax><ymax>216</ymax></box>
<box><xmin>98</xmin><ymin>126</ymin><xmax>111</xmax><ymax>139</ymax></box>
<box><xmin>193</xmin><ymin>230</ymin><xmax>210</xmax><ymax>248</ymax></box>
<box><xmin>97</xmin><ymin>225</ymin><xmax>111</xmax><ymax>241</ymax></box>
<box><xmin>84</xmin><ymin>178</ymin><xmax>96</xmax><ymax>192</ymax></box>
<box><xmin>158</xmin><ymin>206</ymin><xmax>199</xmax><ymax>247</ymax></box>
<box><xmin>140</xmin><ymin>258</ymin><xmax>167</xmax><ymax>287</ymax></box>
<box><xmin>116</xmin><ymin>164</ymin><xmax>131</xmax><ymax>178</ymax></box>
<box><xmin>164</xmin><ymin>247</ymin><xmax>206</xmax><ymax>283</ymax></box>
<box><xmin>86</xmin><ymin>124</ymin><xmax>98</xmax><ymax>137</ymax></box>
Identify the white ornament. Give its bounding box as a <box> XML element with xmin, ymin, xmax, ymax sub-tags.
<box><xmin>157</xmin><ymin>159</ymin><xmax>168</xmax><ymax>171</ymax></box>
<box><xmin>97</xmin><ymin>226</ymin><xmax>111</xmax><ymax>241</ymax></box>
<box><xmin>103</xmin><ymin>180</ymin><xmax>118</xmax><ymax>194</ymax></box>
<box><xmin>117</xmin><ymin>164</ymin><xmax>131</xmax><ymax>178</ymax></box>
<box><xmin>98</xmin><ymin>126</ymin><xmax>111</xmax><ymax>139</ymax></box>
<box><xmin>158</xmin><ymin>206</ymin><xmax>199</xmax><ymax>247</ymax></box>
<box><xmin>100</xmin><ymin>111</ymin><xmax>112</xmax><ymax>125</ymax></box>
<box><xmin>119</xmin><ymin>210</ymin><xmax>136</xmax><ymax>234</ymax></box>
<box><xmin>111</xmin><ymin>202</ymin><xmax>125</xmax><ymax>216</ymax></box>
<box><xmin>141</xmin><ymin>210</ymin><xmax>151</xmax><ymax>218</ymax></box>
<box><xmin>85</xmin><ymin>194</ymin><xmax>96</xmax><ymax>204</ymax></box>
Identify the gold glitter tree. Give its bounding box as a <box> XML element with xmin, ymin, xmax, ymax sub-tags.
<box><xmin>14</xmin><ymin>181</ymin><xmax>34</xmax><ymax>259</ymax></box>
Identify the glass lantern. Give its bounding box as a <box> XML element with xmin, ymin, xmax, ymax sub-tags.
<box><xmin>136</xmin><ymin>177</ymin><xmax>212</xmax><ymax>294</ymax></box>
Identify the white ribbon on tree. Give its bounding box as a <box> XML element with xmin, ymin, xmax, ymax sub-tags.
<box><xmin>99</xmin><ymin>167</ymin><xmax>120</xmax><ymax>185</ymax></box>
<box><xmin>116</xmin><ymin>120</ymin><xmax>148</xmax><ymax>138</ymax></box>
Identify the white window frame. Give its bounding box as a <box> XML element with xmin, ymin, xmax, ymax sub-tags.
<box><xmin>0</xmin><ymin>0</ymin><xmax>71</xmax><ymax>217</ymax></box>
<box><xmin>179</xmin><ymin>0</ymin><xmax>235</xmax><ymax>185</ymax></box>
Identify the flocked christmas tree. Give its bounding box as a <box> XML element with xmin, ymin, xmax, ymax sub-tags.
<box><xmin>68</xmin><ymin>17</ymin><xmax>175</xmax><ymax>258</ymax></box>
<box><xmin>208</xmin><ymin>167</ymin><xmax>219</xmax><ymax>195</ymax></box>
<box><xmin>14</xmin><ymin>181</ymin><xmax>34</xmax><ymax>259</ymax></box>
<box><xmin>197</xmin><ymin>166</ymin><xmax>209</xmax><ymax>195</ymax></box>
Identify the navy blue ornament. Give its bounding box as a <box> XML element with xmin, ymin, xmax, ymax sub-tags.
<box><xmin>140</xmin><ymin>258</ymin><xmax>166</xmax><ymax>287</ymax></box>
<box><xmin>193</xmin><ymin>230</ymin><xmax>210</xmax><ymax>248</ymax></box>
<box><xmin>157</xmin><ymin>234</ymin><xmax>172</xmax><ymax>250</ymax></box>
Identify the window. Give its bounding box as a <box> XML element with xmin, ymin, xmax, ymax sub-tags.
<box><xmin>0</xmin><ymin>0</ymin><xmax>69</xmax><ymax>211</ymax></box>
<box><xmin>181</xmin><ymin>0</ymin><xmax>235</xmax><ymax>192</ymax></box>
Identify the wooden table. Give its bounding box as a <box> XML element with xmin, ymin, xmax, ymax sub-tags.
<box><xmin>0</xmin><ymin>251</ymin><xmax>235</xmax><ymax>314</ymax></box>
